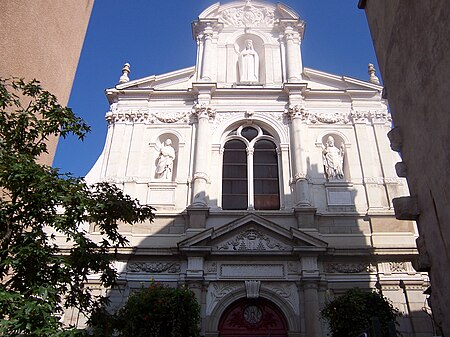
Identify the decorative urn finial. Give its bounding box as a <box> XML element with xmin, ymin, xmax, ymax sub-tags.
<box><xmin>368</xmin><ymin>63</ymin><xmax>380</xmax><ymax>84</ymax></box>
<box><xmin>119</xmin><ymin>63</ymin><xmax>131</xmax><ymax>84</ymax></box>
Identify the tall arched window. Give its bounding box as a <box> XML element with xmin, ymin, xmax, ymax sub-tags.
<box><xmin>222</xmin><ymin>125</ymin><xmax>280</xmax><ymax>210</ymax></box>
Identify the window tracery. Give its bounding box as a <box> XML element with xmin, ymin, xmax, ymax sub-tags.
<box><xmin>222</xmin><ymin>124</ymin><xmax>280</xmax><ymax>210</ymax></box>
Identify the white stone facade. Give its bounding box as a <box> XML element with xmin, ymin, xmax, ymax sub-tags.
<box><xmin>71</xmin><ymin>1</ymin><xmax>432</xmax><ymax>336</ymax></box>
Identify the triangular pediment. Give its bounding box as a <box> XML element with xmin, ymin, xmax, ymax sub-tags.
<box><xmin>112</xmin><ymin>66</ymin><xmax>380</xmax><ymax>93</ymax></box>
<box><xmin>178</xmin><ymin>214</ymin><xmax>327</xmax><ymax>255</ymax></box>
<box><xmin>114</xmin><ymin>66</ymin><xmax>196</xmax><ymax>91</ymax></box>
<box><xmin>303</xmin><ymin>67</ymin><xmax>383</xmax><ymax>92</ymax></box>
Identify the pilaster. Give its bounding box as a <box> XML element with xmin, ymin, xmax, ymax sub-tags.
<box><xmin>192</xmin><ymin>19</ymin><xmax>222</xmax><ymax>82</ymax></box>
<box><xmin>301</xmin><ymin>281</ymin><xmax>322</xmax><ymax>337</ymax></box>
<box><xmin>284</xmin><ymin>84</ymin><xmax>312</xmax><ymax>208</ymax></box>
<box><xmin>277</xmin><ymin>19</ymin><xmax>305</xmax><ymax>82</ymax></box>
<box><xmin>190</xmin><ymin>84</ymin><xmax>216</xmax><ymax>210</ymax></box>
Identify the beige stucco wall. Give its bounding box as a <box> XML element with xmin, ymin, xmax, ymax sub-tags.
<box><xmin>0</xmin><ymin>0</ymin><xmax>94</xmax><ymax>165</ymax></box>
<box><xmin>361</xmin><ymin>1</ymin><xmax>450</xmax><ymax>335</ymax></box>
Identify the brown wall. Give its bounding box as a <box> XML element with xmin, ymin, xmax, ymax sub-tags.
<box><xmin>0</xmin><ymin>0</ymin><xmax>94</xmax><ymax>165</ymax></box>
<box><xmin>360</xmin><ymin>0</ymin><xmax>450</xmax><ymax>335</ymax></box>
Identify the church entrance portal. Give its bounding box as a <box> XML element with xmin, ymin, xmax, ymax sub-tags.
<box><xmin>218</xmin><ymin>298</ymin><xmax>288</xmax><ymax>337</ymax></box>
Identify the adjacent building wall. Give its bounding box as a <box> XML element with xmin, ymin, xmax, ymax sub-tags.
<box><xmin>0</xmin><ymin>0</ymin><xmax>94</xmax><ymax>165</ymax></box>
<box><xmin>359</xmin><ymin>0</ymin><xmax>450</xmax><ymax>335</ymax></box>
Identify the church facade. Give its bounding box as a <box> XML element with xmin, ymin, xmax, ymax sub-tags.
<box><xmin>77</xmin><ymin>1</ymin><xmax>432</xmax><ymax>336</ymax></box>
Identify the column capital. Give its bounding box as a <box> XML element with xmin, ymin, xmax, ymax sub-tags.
<box><xmin>276</xmin><ymin>18</ymin><xmax>305</xmax><ymax>40</ymax></box>
<box><xmin>301</xmin><ymin>280</ymin><xmax>320</xmax><ymax>289</ymax></box>
<box><xmin>192</xmin><ymin>102</ymin><xmax>216</xmax><ymax>120</ymax></box>
<box><xmin>284</xmin><ymin>105</ymin><xmax>308</xmax><ymax>122</ymax></box>
<box><xmin>192</xmin><ymin>18</ymin><xmax>222</xmax><ymax>39</ymax></box>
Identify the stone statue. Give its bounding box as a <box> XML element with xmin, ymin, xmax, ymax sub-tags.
<box><xmin>155</xmin><ymin>139</ymin><xmax>175</xmax><ymax>179</ymax></box>
<box><xmin>322</xmin><ymin>136</ymin><xmax>344</xmax><ymax>180</ymax></box>
<box><xmin>238</xmin><ymin>39</ymin><xmax>259</xmax><ymax>83</ymax></box>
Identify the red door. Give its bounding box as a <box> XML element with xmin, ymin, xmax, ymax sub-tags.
<box><xmin>218</xmin><ymin>298</ymin><xmax>288</xmax><ymax>337</ymax></box>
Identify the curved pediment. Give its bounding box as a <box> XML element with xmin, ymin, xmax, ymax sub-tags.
<box><xmin>199</xmin><ymin>1</ymin><xmax>300</xmax><ymax>28</ymax></box>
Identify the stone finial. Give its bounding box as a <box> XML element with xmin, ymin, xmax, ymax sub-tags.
<box><xmin>118</xmin><ymin>63</ymin><xmax>130</xmax><ymax>84</ymax></box>
<box><xmin>368</xmin><ymin>63</ymin><xmax>380</xmax><ymax>84</ymax></box>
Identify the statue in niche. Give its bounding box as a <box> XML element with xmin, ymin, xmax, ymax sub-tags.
<box><xmin>238</xmin><ymin>39</ymin><xmax>259</xmax><ymax>83</ymax></box>
<box><xmin>322</xmin><ymin>136</ymin><xmax>345</xmax><ymax>180</ymax></box>
<box><xmin>155</xmin><ymin>139</ymin><xmax>176</xmax><ymax>180</ymax></box>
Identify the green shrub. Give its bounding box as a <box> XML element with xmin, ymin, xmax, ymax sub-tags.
<box><xmin>115</xmin><ymin>282</ymin><xmax>200</xmax><ymax>337</ymax></box>
<box><xmin>321</xmin><ymin>288</ymin><xmax>400</xmax><ymax>337</ymax></box>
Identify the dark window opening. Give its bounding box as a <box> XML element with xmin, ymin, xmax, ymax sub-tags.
<box><xmin>254</xmin><ymin>140</ymin><xmax>280</xmax><ymax>210</ymax></box>
<box><xmin>222</xmin><ymin>140</ymin><xmax>248</xmax><ymax>210</ymax></box>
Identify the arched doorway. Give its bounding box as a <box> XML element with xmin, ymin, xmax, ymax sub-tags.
<box><xmin>218</xmin><ymin>298</ymin><xmax>288</xmax><ymax>337</ymax></box>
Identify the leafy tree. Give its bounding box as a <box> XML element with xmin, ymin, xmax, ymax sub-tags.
<box><xmin>321</xmin><ymin>288</ymin><xmax>400</xmax><ymax>337</ymax></box>
<box><xmin>0</xmin><ymin>78</ymin><xmax>155</xmax><ymax>337</ymax></box>
<box><xmin>93</xmin><ymin>282</ymin><xmax>201</xmax><ymax>337</ymax></box>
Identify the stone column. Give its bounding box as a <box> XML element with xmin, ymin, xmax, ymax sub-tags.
<box><xmin>279</xmin><ymin>20</ymin><xmax>304</xmax><ymax>83</ymax></box>
<box><xmin>285</xmin><ymin>30</ymin><xmax>301</xmax><ymax>82</ymax></box>
<box><xmin>191</xmin><ymin>19</ymin><xmax>220</xmax><ymax>82</ymax></box>
<box><xmin>186</xmin><ymin>280</ymin><xmax>205</xmax><ymax>336</ymax></box>
<box><xmin>187</xmin><ymin>281</ymin><xmax>203</xmax><ymax>306</ymax></box>
<box><xmin>350</xmin><ymin>104</ymin><xmax>389</xmax><ymax>212</ymax></box>
<box><xmin>201</xmin><ymin>31</ymin><xmax>214</xmax><ymax>81</ymax></box>
<box><xmin>246</xmin><ymin>147</ymin><xmax>255</xmax><ymax>210</ymax></box>
<box><xmin>190</xmin><ymin>84</ymin><xmax>216</xmax><ymax>213</ymax></box>
<box><xmin>284</xmin><ymin>84</ymin><xmax>310</xmax><ymax>207</ymax></box>
<box><xmin>303</xmin><ymin>281</ymin><xmax>322</xmax><ymax>337</ymax></box>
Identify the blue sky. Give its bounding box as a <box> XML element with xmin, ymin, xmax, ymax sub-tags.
<box><xmin>53</xmin><ymin>0</ymin><xmax>379</xmax><ymax>177</ymax></box>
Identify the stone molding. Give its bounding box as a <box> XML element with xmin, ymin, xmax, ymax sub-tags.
<box><xmin>206</xmin><ymin>281</ymin><xmax>300</xmax><ymax>316</ymax></box>
<box><xmin>192</xmin><ymin>172</ymin><xmax>211</xmax><ymax>184</ymax></box>
<box><xmin>264</xmin><ymin>282</ymin><xmax>299</xmax><ymax>314</ymax></box>
<box><xmin>104</xmin><ymin>107</ymin><xmax>390</xmax><ymax>127</ymax></box>
<box><xmin>207</xmin><ymin>282</ymin><xmax>241</xmax><ymax>315</ymax></box>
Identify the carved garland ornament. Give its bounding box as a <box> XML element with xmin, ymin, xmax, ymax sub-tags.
<box><xmin>153</xmin><ymin>111</ymin><xmax>189</xmax><ymax>123</ymax></box>
<box><xmin>127</xmin><ymin>262</ymin><xmax>180</xmax><ymax>273</ymax></box>
<box><xmin>106</xmin><ymin>109</ymin><xmax>190</xmax><ymax>125</ymax></box>
<box><xmin>325</xmin><ymin>263</ymin><xmax>376</xmax><ymax>274</ymax></box>
<box><xmin>284</xmin><ymin>105</ymin><xmax>391</xmax><ymax>125</ymax></box>
<box><xmin>218</xmin><ymin>229</ymin><xmax>288</xmax><ymax>251</ymax></box>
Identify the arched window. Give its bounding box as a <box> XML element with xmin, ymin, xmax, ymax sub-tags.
<box><xmin>222</xmin><ymin>125</ymin><xmax>280</xmax><ymax>210</ymax></box>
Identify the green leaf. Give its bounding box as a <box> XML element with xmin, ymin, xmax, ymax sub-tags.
<box><xmin>0</xmin><ymin>78</ymin><xmax>155</xmax><ymax>336</ymax></box>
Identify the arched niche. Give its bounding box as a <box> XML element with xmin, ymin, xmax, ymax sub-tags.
<box><xmin>318</xmin><ymin>133</ymin><xmax>349</xmax><ymax>182</ymax></box>
<box><xmin>151</xmin><ymin>133</ymin><xmax>180</xmax><ymax>181</ymax></box>
<box><xmin>235</xmin><ymin>34</ymin><xmax>266</xmax><ymax>84</ymax></box>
